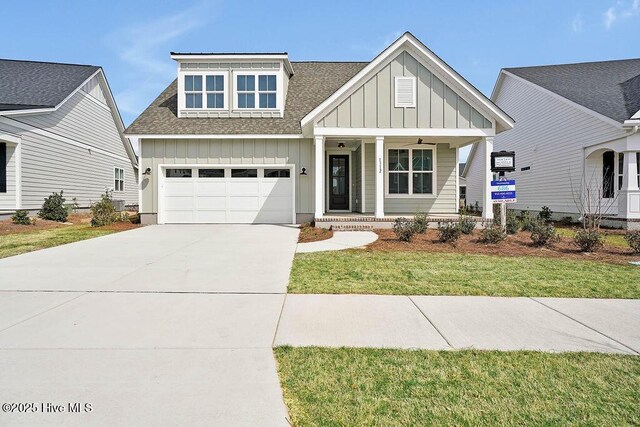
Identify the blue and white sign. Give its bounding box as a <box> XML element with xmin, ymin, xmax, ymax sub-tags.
<box><xmin>491</xmin><ymin>179</ymin><xmax>516</xmax><ymax>203</ymax></box>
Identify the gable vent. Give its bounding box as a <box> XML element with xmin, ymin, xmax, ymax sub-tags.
<box><xmin>395</xmin><ymin>76</ymin><xmax>416</xmax><ymax>108</ymax></box>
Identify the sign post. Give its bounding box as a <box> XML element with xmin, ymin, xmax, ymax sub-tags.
<box><xmin>490</xmin><ymin>150</ymin><xmax>516</xmax><ymax>233</ymax></box>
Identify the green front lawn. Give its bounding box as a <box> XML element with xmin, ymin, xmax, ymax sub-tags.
<box><xmin>289</xmin><ymin>251</ymin><xmax>640</xmax><ymax>298</ymax></box>
<box><xmin>0</xmin><ymin>225</ymin><xmax>122</xmax><ymax>259</ymax></box>
<box><xmin>275</xmin><ymin>347</ymin><xmax>640</xmax><ymax>426</ymax></box>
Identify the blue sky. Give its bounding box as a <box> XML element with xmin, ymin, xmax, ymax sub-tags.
<box><xmin>0</xmin><ymin>0</ymin><xmax>636</xmax><ymax>158</ymax></box>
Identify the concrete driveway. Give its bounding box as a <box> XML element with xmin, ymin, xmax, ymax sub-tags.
<box><xmin>0</xmin><ymin>225</ymin><xmax>298</xmax><ymax>426</ymax></box>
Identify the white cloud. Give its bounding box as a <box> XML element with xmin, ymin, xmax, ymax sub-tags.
<box><xmin>603</xmin><ymin>0</ymin><xmax>639</xmax><ymax>28</ymax></box>
<box><xmin>104</xmin><ymin>2</ymin><xmax>214</xmax><ymax>119</ymax></box>
<box><xmin>572</xmin><ymin>13</ymin><xmax>583</xmax><ymax>32</ymax></box>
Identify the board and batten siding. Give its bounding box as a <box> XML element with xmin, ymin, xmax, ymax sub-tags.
<box><xmin>317</xmin><ymin>51</ymin><xmax>492</xmax><ymax>130</ymax></box>
<box><xmin>363</xmin><ymin>142</ymin><xmax>457</xmax><ymax>214</ymax></box>
<box><xmin>352</xmin><ymin>145</ymin><xmax>362</xmax><ymax>212</ymax></box>
<box><xmin>0</xmin><ymin>121</ymin><xmax>137</xmax><ymax>210</ymax></box>
<box><xmin>139</xmin><ymin>138</ymin><xmax>314</xmax><ymax>214</ymax></box>
<box><xmin>466</xmin><ymin>73</ymin><xmax>626</xmax><ymax>214</ymax></box>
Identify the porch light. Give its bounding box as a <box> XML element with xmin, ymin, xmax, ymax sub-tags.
<box><xmin>337</xmin><ymin>142</ymin><xmax>345</xmax><ymax>148</ymax></box>
<box><xmin>143</xmin><ymin>168</ymin><xmax>152</xmax><ymax>176</ymax></box>
<box><xmin>300</xmin><ymin>167</ymin><xmax>307</xmax><ymax>175</ymax></box>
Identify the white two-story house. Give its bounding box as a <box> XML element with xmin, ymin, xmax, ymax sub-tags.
<box><xmin>126</xmin><ymin>32</ymin><xmax>513</xmax><ymax>226</ymax></box>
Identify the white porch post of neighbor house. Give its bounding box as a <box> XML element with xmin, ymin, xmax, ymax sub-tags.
<box><xmin>375</xmin><ymin>136</ymin><xmax>385</xmax><ymax>218</ymax></box>
<box><xmin>619</xmin><ymin>146</ymin><xmax>640</xmax><ymax>220</ymax></box>
<box><xmin>314</xmin><ymin>135</ymin><xmax>325</xmax><ymax>219</ymax></box>
<box><xmin>482</xmin><ymin>136</ymin><xmax>494</xmax><ymax>220</ymax></box>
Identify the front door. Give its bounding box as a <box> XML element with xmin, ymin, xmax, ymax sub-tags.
<box><xmin>329</xmin><ymin>155</ymin><xmax>349</xmax><ymax>210</ymax></box>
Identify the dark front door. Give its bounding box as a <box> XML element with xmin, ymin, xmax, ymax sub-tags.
<box><xmin>329</xmin><ymin>155</ymin><xmax>349</xmax><ymax>210</ymax></box>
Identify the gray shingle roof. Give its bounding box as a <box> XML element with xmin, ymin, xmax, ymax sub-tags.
<box><xmin>505</xmin><ymin>58</ymin><xmax>640</xmax><ymax>123</ymax></box>
<box><xmin>0</xmin><ymin>59</ymin><xmax>100</xmax><ymax>111</ymax></box>
<box><xmin>125</xmin><ymin>62</ymin><xmax>368</xmax><ymax>135</ymax></box>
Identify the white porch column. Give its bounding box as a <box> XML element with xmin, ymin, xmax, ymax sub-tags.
<box><xmin>375</xmin><ymin>136</ymin><xmax>384</xmax><ymax>218</ymax></box>
<box><xmin>619</xmin><ymin>147</ymin><xmax>640</xmax><ymax>219</ymax></box>
<box><xmin>481</xmin><ymin>136</ymin><xmax>494</xmax><ymax>220</ymax></box>
<box><xmin>314</xmin><ymin>135</ymin><xmax>325</xmax><ymax>219</ymax></box>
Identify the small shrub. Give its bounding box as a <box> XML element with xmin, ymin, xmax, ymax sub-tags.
<box><xmin>459</xmin><ymin>215</ymin><xmax>476</xmax><ymax>235</ymax></box>
<box><xmin>505</xmin><ymin>211</ymin><xmax>520</xmax><ymax>234</ymax></box>
<box><xmin>573</xmin><ymin>229</ymin><xmax>604</xmax><ymax>252</ymax></box>
<box><xmin>437</xmin><ymin>222</ymin><xmax>461</xmax><ymax>243</ymax></box>
<box><xmin>624</xmin><ymin>230</ymin><xmax>640</xmax><ymax>254</ymax></box>
<box><xmin>559</xmin><ymin>216</ymin><xmax>575</xmax><ymax>226</ymax></box>
<box><xmin>538</xmin><ymin>206</ymin><xmax>553</xmax><ymax>223</ymax></box>
<box><xmin>479</xmin><ymin>226</ymin><xmax>506</xmax><ymax>244</ymax></box>
<box><xmin>38</xmin><ymin>190</ymin><xmax>68</xmax><ymax>222</ymax></box>
<box><xmin>518</xmin><ymin>210</ymin><xmax>539</xmax><ymax>232</ymax></box>
<box><xmin>413</xmin><ymin>212</ymin><xmax>428</xmax><ymax>234</ymax></box>
<box><xmin>11</xmin><ymin>210</ymin><xmax>32</xmax><ymax>225</ymax></box>
<box><xmin>530</xmin><ymin>222</ymin><xmax>559</xmax><ymax>247</ymax></box>
<box><xmin>393</xmin><ymin>217</ymin><xmax>415</xmax><ymax>242</ymax></box>
<box><xmin>90</xmin><ymin>191</ymin><xmax>117</xmax><ymax>227</ymax></box>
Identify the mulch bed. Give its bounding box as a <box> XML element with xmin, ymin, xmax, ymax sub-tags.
<box><xmin>0</xmin><ymin>213</ymin><xmax>140</xmax><ymax>236</ymax></box>
<box><xmin>298</xmin><ymin>225</ymin><xmax>333</xmax><ymax>243</ymax></box>
<box><xmin>369</xmin><ymin>229</ymin><xmax>638</xmax><ymax>265</ymax></box>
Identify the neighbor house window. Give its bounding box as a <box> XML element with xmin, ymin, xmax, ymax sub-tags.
<box><xmin>387</xmin><ymin>147</ymin><xmax>435</xmax><ymax>195</ymax></box>
<box><xmin>114</xmin><ymin>167</ymin><xmax>124</xmax><ymax>191</ymax></box>
<box><xmin>184</xmin><ymin>74</ymin><xmax>225</xmax><ymax>109</ymax></box>
<box><xmin>236</xmin><ymin>74</ymin><xmax>277</xmax><ymax>109</ymax></box>
<box><xmin>617</xmin><ymin>152</ymin><xmax>640</xmax><ymax>190</ymax></box>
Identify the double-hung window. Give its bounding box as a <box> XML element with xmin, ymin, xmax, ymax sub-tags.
<box><xmin>114</xmin><ymin>167</ymin><xmax>124</xmax><ymax>192</ymax></box>
<box><xmin>184</xmin><ymin>75</ymin><xmax>203</xmax><ymax>108</ymax></box>
<box><xmin>387</xmin><ymin>147</ymin><xmax>435</xmax><ymax>196</ymax></box>
<box><xmin>236</xmin><ymin>74</ymin><xmax>277</xmax><ymax>109</ymax></box>
<box><xmin>617</xmin><ymin>152</ymin><xmax>640</xmax><ymax>190</ymax></box>
<box><xmin>205</xmin><ymin>75</ymin><xmax>224</xmax><ymax>108</ymax></box>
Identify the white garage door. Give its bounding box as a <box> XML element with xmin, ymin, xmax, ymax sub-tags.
<box><xmin>160</xmin><ymin>167</ymin><xmax>293</xmax><ymax>224</ymax></box>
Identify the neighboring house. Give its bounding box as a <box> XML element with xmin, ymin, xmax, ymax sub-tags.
<box><xmin>126</xmin><ymin>32</ymin><xmax>513</xmax><ymax>226</ymax></box>
<box><xmin>464</xmin><ymin>58</ymin><xmax>640</xmax><ymax>229</ymax></box>
<box><xmin>458</xmin><ymin>162</ymin><xmax>466</xmax><ymax>208</ymax></box>
<box><xmin>0</xmin><ymin>59</ymin><xmax>138</xmax><ymax>215</ymax></box>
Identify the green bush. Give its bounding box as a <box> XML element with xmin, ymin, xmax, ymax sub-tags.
<box><xmin>459</xmin><ymin>215</ymin><xmax>476</xmax><ymax>235</ymax></box>
<box><xmin>518</xmin><ymin>210</ymin><xmax>539</xmax><ymax>232</ymax></box>
<box><xmin>438</xmin><ymin>222</ymin><xmax>461</xmax><ymax>243</ymax></box>
<box><xmin>413</xmin><ymin>212</ymin><xmax>428</xmax><ymax>234</ymax></box>
<box><xmin>38</xmin><ymin>190</ymin><xmax>68</xmax><ymax>222</ymax></box>
<box><xmin>11</xmin><ymin>210</ymin><xmax>33</xmax><ymax>225</ymax></box>
<box><xmin>393</xmin><ymin>217</ymin><xmax>415</xmax><ymax>242</ymax></box>
<box><xmin>506</xmin><ymin>211</ymin><xmax>520</xmax><ymax>234</ymax></box>
<box><xmin>530</xmin><ymin>222</ymin><xmax>559</xmax><ymax>247</ymax></box>
<box><xmin>624</xmin><ymin>231</ymin><xmax>640</xmax><ymax>254</ymax></box>
<box><xmin>538</xmin><ymin>206</ymin><xmax>553</xmax><ymax>223</ymax></box>
<box><xmin>479</xmin><ymin>226</ymin><xmax>506</xmax><ymax>244</ymax></box>
<box><xmin>574</xmin><ymin>229</ymin><xmax>604</xmax><ymax>252</ymax></box>
<box><xmin>90</xmin><ymin>191</ymin><xmax>117</xmax><ymax>227</ymax></box>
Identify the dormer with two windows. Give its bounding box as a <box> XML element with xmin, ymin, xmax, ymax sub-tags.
<box><xmin>171</xmin><ymin>53</ymin><xmax>293</xmax><ymax>118</ymax></box>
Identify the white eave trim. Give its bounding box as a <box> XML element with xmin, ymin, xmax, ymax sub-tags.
<box><xmin>300</xmin><ymin>32</ymin><xmax>514</xmax><ymax>132</ymax></box>
<box><xmin>314</xmin><ymin>127</ymin><xmax>495</xmax><ymax>138</ymax></box>
<box><xmin>127</xmin><ymin>133</ymin><xmax>305</xmax><ymax>139</ymax></box>
<box><xmin>171</xmin><ymin>54</ymin><xmax>294</xmax><ymax>76</ymax></box>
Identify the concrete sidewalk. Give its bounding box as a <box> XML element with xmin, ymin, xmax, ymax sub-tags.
<box><xmin>275</xmin><ymin>295</ymin><xmax>640</xmax><ymax>355</ymax></box>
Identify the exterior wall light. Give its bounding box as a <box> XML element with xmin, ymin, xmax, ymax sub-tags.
<box><xmin>300</xmin><ymin>167</ymin><xmax>307</xmax><ymax>175</ymax></box>
<box><xmin>143</xmin><ymin>167</ymin><xmax>152</xmax><ymax>176</ymax></box>
<box><xmin>337</xmin><ymin>142</ymin><xmax>345</xmax><ymax>148</ymax></box>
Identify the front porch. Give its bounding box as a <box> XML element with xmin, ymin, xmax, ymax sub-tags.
<box><xmin>313</xmin><ymin>134</ymin><xmax>496</xmax><ymax>227</ymax></box>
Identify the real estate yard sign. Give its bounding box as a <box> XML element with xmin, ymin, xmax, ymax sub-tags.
<box><xmin>491</xmin><ymin>180</ymin><xmax>516</xmax><ymax>203</ymax></box>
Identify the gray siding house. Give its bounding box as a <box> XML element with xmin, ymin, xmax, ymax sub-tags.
<box><xmin>0</xmin><ymin>59</ymin><xmax>138</xmax><ymax>214</ymax></box>
<box><xmin>464</xmin><ymin>59</ymin><xmax>640</xmax><ymax>229</ymax></box>
<box><xmin>126</xmin><ymin>32</ymin><xmax>513</xmax><ymax>226</ymax></box>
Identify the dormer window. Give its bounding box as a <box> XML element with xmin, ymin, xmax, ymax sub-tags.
<box><xmin>184</xmin><ymin>74</ymin><xmax>226</xmax><ymax>109</ymax></box>
<box><xmin>235</xmin><ymin>73</ymin><xmax>277</xmax><ymax>109</ymax></box>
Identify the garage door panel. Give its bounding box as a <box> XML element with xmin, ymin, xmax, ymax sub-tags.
<box><xmin>164</xmin><ymin>210</ymin><xmax>195</xmax><ymax>223</ymax></box>
<box><xmin>261</xmin><ymin>180</ymin><xmax>291</xmax><ymax>197</ymax></box>
<box><xmin>255</xmin><ymin>210</ymin><xmax>292</xmax><ymax>223</ymax></box>
<box><xmin>196</xmin><ymin>181</ymin><xmax>227</xmax><ymax>196</ymax></box>
<box><xmin>163</xmin><ymin>196</ymin><xmax>195</xmax><ymax>210</ymax></box>
<box><xmin>196</xmin><ymin>196</ymin><xmax>227</xmax><ymax>210</ymax></box>
<box><xmin>164</xmin><ymin>181</ymin><xmax>195</xmax><ymax>196</ymax></box>
<box><xmin>228</xmin><ymin>211</ymin><xmax>259</xmax><ymax>223</ymax></box>
<box><xmin>261</xmin><ymin>196</ymin><xmax>291</xmax><ymax>211</ymax></box>
<box><xmin>194</xmin><ymin>210</ymin><xmax>227</xmax><ymax>223</ymax></box>
<box><xmin>229</xmin><ymin>181</ymin><xmax>260</xmax><ymax>194</ymax></box>
<box><xmin>229</xmin><ymin>196</ymin><xmax>261</xmax><ymax>210</ymax></box>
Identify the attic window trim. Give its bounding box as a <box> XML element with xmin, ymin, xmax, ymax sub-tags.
<box><xmin>394</xmin><ymin>76</ymin><xmax>417</xmax><ymax>108</ymax></box>
<box><xmin>232</xmin><ymin>70</ymin><xmax>280</xmax><ymax>111</ymax></box>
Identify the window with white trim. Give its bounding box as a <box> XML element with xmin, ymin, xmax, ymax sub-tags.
<box><xmin>617</xmin><ymin>152</ymin><xmax>640</xmax><ymax>190</ymax></box>
<box><xmin>114</xmin><ymin>167</ymin><xmax>124</xmax><ymax>192</ymax></box>
<box><xmin>236</xmin><ymin>74</ymin><xmax>277</xmax><ymax>109</ymax></box>
<box><xmin>387</xmin><ymin>147</ymin><xmax>434</xmax><ymax>195</ymax></box>
<box><xmin>184</xmin><ymin>74</ymin><xmax>225</xmax><ymax>109</ymax></box>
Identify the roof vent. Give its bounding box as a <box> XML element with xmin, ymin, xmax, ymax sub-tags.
<box><xmin>395</xmin><ymin>76</ymin><xmax>416</xmax><ymax>108</ymax></box>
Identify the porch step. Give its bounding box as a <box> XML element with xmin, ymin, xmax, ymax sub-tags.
<box><xmin>330</xmin><ymin>224</ymin><xmax>375</xmax><ymax>231</ymax></box>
